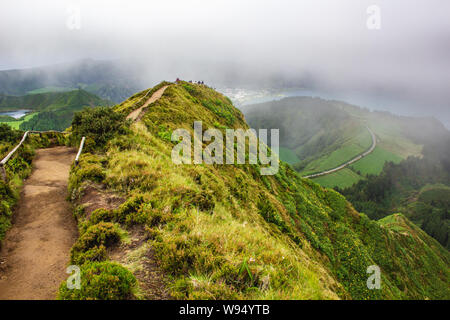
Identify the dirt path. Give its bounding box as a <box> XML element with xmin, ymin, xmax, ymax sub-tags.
<box><xmin>0</xmin><ymin>147</ymin><xmax>78</xmax><ymax>300</ymax></box>
<box><xmin>303</xmin><ymin>126</ymin><xmax>377</xmax><ymax>179</ymax></box>
<box><xmin>126</xmin><ymin>85</ymin><xmax>169</xmax><ymax>121</ymax></box>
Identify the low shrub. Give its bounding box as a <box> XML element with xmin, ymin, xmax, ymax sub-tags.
<box><xmin>70</xmin><ymin>222</ymin><xmax>120</xmax><ymax>264</ymax></box>
<box><xmin>71</xmin><ymin>107</ymin><xmax>128</xmax><ymax>150</ymax></box>
<box><xmin>71</xmin><ymin>245</ymin><xmax>107</xmax><ymax>266</ymax></box>
<box><xmin>58</xmin><ymin>261</ymin><xmax>137</xmax><ymax>300</ymax></box>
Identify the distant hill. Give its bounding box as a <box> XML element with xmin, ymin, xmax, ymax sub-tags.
<box><xmin>245</xmin><ymin>97</ymin><xmax>448</xmax><ymax>188</ymax></box>
<box><xmin>339</xmin><ymin>137</ymin><xmax>450</xmax><ymax>249</ymax></box>
<box><xmin>0</xmin><ymin>59</ymin><xmax>142</xmax><ymax>103</ymax></box>
<box><xmin>0</xmin><ymin>89</ymin><xmax>110</xmax><ymax>131</ymax></box>
<box><xmin>244</xmin><ymin>96</ymin><xmax>450</xmax><ymax>249</ymax></box>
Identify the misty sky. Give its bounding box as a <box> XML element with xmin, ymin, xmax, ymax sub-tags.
<box><xmin>0</xmin><ymin>0</ymin><xmax>449</xmax><ymax>125</ymax></box>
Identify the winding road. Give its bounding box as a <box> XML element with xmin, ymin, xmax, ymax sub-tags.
<box><xmin>303</xmin><ymin>126</ymin><xmax>377</xmax><ymax>179</ymax></box>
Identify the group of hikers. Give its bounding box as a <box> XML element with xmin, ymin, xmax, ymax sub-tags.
<box><xmin>176</xmin><ymin>78</ymin><xmax>205</xmax><ymax>85</ymax></box>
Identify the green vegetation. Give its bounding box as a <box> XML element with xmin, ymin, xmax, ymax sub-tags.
<box><xmin>349</xmin><ymin>146</ymin><xmax>402</xmax><ymax>176</ymax></box>
<box><xmin>312</xmin><ymin>168</ymin><xmax>363</xmax><ymax>189</ymax></box>
<box><xmin>279</xmin><ymin>147</ymin><xmax>300</xmax><ymax>165</ymax></box>
<box><xmin>70</xmin><ymin>106</ymin><xmax>128</xmax><ymax>150</ymax></box>
<box><xmin>65</xmin><ymin>82</ymin><xmax>449</xmax><ymax>300</ymax></box>
<box><xmin>0</xmin><ymin>59</ymin><xmax>141</xmax><ymax>103</ymax></box>
<box><xmin>27</xmin><ymin>86</ymin><xmax>75</xmax><ymax>94</ymax></box>
<box><xmin>244</xmin><ymin>97</ymin><xmax>440</xmax><ymax>188</ymax></box>
<box><xmin>3</xmin><ymin>113</ymin><xmax>37</xmax><ymax>130</ymax></box>
<box><xmin>58</xmin><ymin>261</ymin><xmax>136</xmax><ymax>300</ymax></box>
<box><xmin>0</xmin><ymin>89</ymin><xmax>110</xmax><ymax>131</ymax></box>
<box><xmin>340</xmin><ymin>137</ymin><xmax>450</xmax><ymax>249</ymax></box>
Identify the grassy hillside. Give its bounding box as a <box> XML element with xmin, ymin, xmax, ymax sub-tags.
<box><xmin>0</xmin><ymin>59</ymin><xmax>142</xmax><ymax>103</ymax></box>
<box><xmin>340</xmin><ymin>141</ymin><xmax>450</xmax><ymax>250</ymax></box>
<box><xmin>0</xmin><ymin>90</ymin><xmax>110</xmax><ymax>131</ymax></box>
<box><xmin>62</xmin><ymin>81</ymin><xmax>449</xmax><ymax>300</ymax></box>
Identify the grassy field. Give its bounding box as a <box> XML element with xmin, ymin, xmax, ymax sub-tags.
<box><xmin>3</xmin><ymin>113</ymin><xmax>38</xmax><ymax>129</ymax></box>
<box><xmin>349</xmin><ymin>146</ymin><xmax>403</xmax><ymax>176</ymax></box>
<box><xmin>366</xmin><ymin>114</ymin><xmax>422</xmax><ymax>159</ymax></box>
<box><xmin>301</xmin><ymin>125</ymin><xmax>372</xmax><ymax>175</ymax></box>
<box><xmin>311</xmin><ymin>168</ymin><xmax>363</xmax><ymax>188</ymax></box>
<box><xmin>27</xmin><ymin>86</ymin><xmax>75</xmax><ymax>94</ymax></box>
<box><xmin>279</xmin><ymin>147</ymin><xmax>300</xmax><ymax>165</ymax></box>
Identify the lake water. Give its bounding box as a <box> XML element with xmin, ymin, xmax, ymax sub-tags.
<box><xmin>0</xmin><ymin>109</ymin><xmax>31</xmax><ymax>119</ymax></box>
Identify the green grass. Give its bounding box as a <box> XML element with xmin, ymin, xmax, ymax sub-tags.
<box><xmin>27</xmin><ymin>86</ymin><xmax>75</xmax><ymax>94</ymax></box>
<box><xmin>311</xmin><ymin>147</ymin><xmax>403</xmax><ymax>189</ymax></box>
<box><xmin>349</xmin><ymin>146</ymin><xmax>403</xmax><ymax>176</ymax></box>
<box><xmin>279</xmin><ymin>147</ymin><xmax>300</xmax><ymax>165</ymax></box>
<box><xmin>301</xmin><ymin>125</ymin><xmax>372</xmax><ymax>175</ymax></box>
<box><xmin>312</xmin><ymin>168</ymin><xmax>363</xmax><ymax>188</ymax></box>
<box><xmin>3</xmin><ymin>113</ymin><xmax>38</xmax><ymax>129</ymax></box>
<box><xmin>365</xmin><ymin>115</ymin><xmax>422</xmax><ymax>159</ymax></box>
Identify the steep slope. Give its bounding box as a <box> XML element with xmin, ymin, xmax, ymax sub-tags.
<box><xmin>65</xmin><ymin>81</ymin><xmax>450</xmax><ymax>300</ymax></box>
<box><xmin>340</xmin><ymin>137</ymin><xmax>450</xmax><ymax>249</ymax></box>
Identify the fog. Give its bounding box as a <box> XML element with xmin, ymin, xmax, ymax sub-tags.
<box><xmin>0</xmin><ymin>0</ymin><xmax>449</xmax><ymax>125</ymax></box>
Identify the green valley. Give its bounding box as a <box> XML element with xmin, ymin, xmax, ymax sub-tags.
<box><xmin>244</xmin><ymin>97</ymin><xmax>444</xmax><ymax>188</ymax></box>
<box><xmin>0</xmin><ymin>90</ymin><xmax>110</xmax><ymax>131</ymax></box>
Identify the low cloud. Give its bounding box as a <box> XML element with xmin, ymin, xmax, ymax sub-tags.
<box><xmin>0</xmin><ymin>0</ymin><xmax>449</xmax><ymax>125</ymax></box>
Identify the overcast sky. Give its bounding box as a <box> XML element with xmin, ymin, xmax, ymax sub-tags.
<box><xmin>0</xmin><ymin>0</ymin><xmax>449</xmax><ymax>124</ymax></box>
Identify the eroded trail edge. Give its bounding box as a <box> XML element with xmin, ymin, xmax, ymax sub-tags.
<box><xmin>0</xmin><ymin>147</ymin><xmax>78</xmax><ymax>300</ymax></box>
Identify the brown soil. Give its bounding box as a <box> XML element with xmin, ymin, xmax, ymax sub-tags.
<box><xmin>126</xmin><ymin>85</ymin><xmax>169</xmax><ymax>121</ymax></box>
<box><xmin>0</xmin><ymin>147</ymin><xmax>78</xmax><ymax>300</ymax></box>
<box><xmin>78</xmin><ymin>183</ymin><xmax>125</xmax><ymax>219</ymax></box>
<box><xmin>77</xmin><ymin>184</ymin><xmax>171</xmax><ymax>299</ymax></box>
<box><xmin>108</xmin><ymin>226</ymin><xmax>171</xmax><ymax>300</ymax></box>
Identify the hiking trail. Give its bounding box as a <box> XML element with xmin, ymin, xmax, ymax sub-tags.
<box><xmin>0</xmin><ymin>147</ymin><xmax>78</xmax><ymax>300</ymax></box>
<box><xmin>127</xmin><ymin>85</ymin><xmax>169</xmax><ymax>121</ymax></box>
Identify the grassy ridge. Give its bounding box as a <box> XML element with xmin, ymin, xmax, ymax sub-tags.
<box><xmin>65</xmin><ymin>82</ymin><xmax>449</xmax><ymax>300</ymax></box>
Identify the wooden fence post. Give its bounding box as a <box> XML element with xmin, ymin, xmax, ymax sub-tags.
<box><xmin>75</xmin><ymin>137</ymin><xmax>86</xmax><ymax>165</ymax></box>
<box><xmin>0</xmin><ymin>165</ymin><xmax>6</xmax><ymax>182</ymax></box>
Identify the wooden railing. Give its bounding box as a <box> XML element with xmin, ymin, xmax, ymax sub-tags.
<box><xmin>75</xmin><ymin>136</ymin><xmax>86</xmax><ymax>165</ymax></box>
<box><xmin>0</xmin><ymin>130</ymin><xmax>85</xmax><ymax>181</ymax></box>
